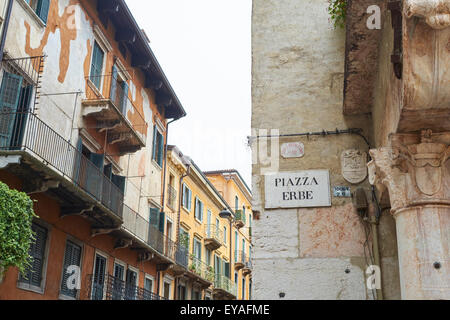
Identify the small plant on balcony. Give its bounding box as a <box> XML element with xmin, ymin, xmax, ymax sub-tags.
<box><xmin>0</xmin><ymin>182</ymin><xmax>37</xmax><ymax>281</ymax></box>
<box><xmin>328</xmin><ymin>0</ymin><xmax>347</xmax><ymax>29</ymax></box>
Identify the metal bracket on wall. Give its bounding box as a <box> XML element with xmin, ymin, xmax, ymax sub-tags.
<box><xmin>388</xmin><ymin>1</ymin><xmax>403</xmax><ymax>79</ymax></box>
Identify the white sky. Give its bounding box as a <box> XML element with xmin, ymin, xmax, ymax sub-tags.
<box><xmin>125</xmin><ymin>0</ymin><xmax>252</xmax><ymax>186</ymax></box>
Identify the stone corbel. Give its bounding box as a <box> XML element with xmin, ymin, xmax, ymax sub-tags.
<box><xmin>138</xmin><ymin>252</ymin><xmax>154</xmax><ymax>262</ymax></box>
<box><xmin>0</xmin><ymin>155</ymin><xmax>21</xmax><ymax>169</ymax></box>
<box><xmin>25</xmin><ymin>179</ymin><xmax>60</xmax><ymax>195</ymax></box>
<box><xmin>404</xmin><ymin>0</ymin><xmax>450</xmax><ymax>29</ymax></box>
<box><xmin>114</xmin><ymin>238</ymin><xmax>133</xmax><ymax>249</ymax></box>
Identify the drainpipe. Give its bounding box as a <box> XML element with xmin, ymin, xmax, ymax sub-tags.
<box><xmin>0</xmin><ymin>0</ymin><xmax>14</xmax><ymax>62</ymax></box>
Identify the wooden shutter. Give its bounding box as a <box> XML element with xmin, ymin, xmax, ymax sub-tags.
<box><xmin>158</xmin><ymin>211</ymin><xmax>165</xmax><ymax>233</ymax></box>
<box><xmin>0</xmin><ymin>72</ymin><xmax>23</xmax><ymax>148</ymax></box>
<box><xmin>92</xmin><ymin>254</ymin><xmax>106</xmax><ymax>300</ymax></box>
<box><xmin>157</xmin><ymin>131</ymin><xmax>164</xmax><ymax>166</ymax></box>
<box><xmin>37</xmin><ymin>0</ymin><xmax>50</xmax><ymax>24</ymax></box>
<box><xmin>110</xmin><ymin>65</ymin><xmax>118</xmax><ymax>102</ymax></box>
<box><xmin>60</xmin><ymin>240</ymin><xmax>82</xmax><ymax>298</ymax></box>
<box><xmin>19</xmin><ymin>223</ymin><xmax>47</xmax><ymax>287</ymax></box>
<box><xmin>151</xmin><ymin>125</ymin><xmax>157</xmax><ymax>161</ymax></box>
<box><xmin>120</xmin><ymin>81</ymin><xmax>128</xmax><ymax>114</ymax></box>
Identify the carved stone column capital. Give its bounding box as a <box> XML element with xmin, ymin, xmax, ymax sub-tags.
<box><xmin>368</xmin><ymin>131</ymin><xmax>450</xmax><ymax>215</ymax></box>
<box><xmin>405</xmin><ymin>0</ymin><xmax>450</xmax><ymax>29</ymax></box>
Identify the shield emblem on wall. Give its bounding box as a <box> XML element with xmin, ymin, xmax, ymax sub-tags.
<box><xmin>341</xmin><ymin>149</ymin><xmax>368</xmax><ymax>184</ymax></box>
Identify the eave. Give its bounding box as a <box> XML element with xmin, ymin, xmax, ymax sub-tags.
<box><xmin>96</xmin><ymin>0</ymin><xmax>187</xmax><ymax>120</ymax></box>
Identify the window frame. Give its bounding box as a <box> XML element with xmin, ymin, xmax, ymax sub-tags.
<box><xmin>194</xmin><ymin>197</ymin><xmax>203</xmax><ymax>222</ymax></box>
<box><xmin>17</xmin><ymin>220</ymin><xmax>51</xmax><ymax>295</ymax></box>
<box><xmin>58</xmin><ymin>236</ymin><xmax>84</xmax><ymax>300</ymax></box>
<box><xmin>182</xmin><ymin>183</ymin><xmax>192</xmax><ymax>212</ymax></box>
<box><xmin>89</xmin><ymin>40</ymin><xmax>106</xmax><ymax>91</ymax></box>
<box><xmin>151</xmin><ymin>124</ymin><xmax>164</xmax><ymax>168</ymax></box>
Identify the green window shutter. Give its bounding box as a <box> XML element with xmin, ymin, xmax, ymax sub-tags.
<box><xmin>111</xmin><ymin>174</ymin><xmax>126</xmax><ymax>194</ymax></box>
<box><xmin>37</xmin><ymin>0</ymin><xmax>50</xmax><ymax>24</ymax></box>
<box><xmin>151</xmin><ymin>125</ymin><xmax>157</xmax><ymax>161</ymax></box>
<box><xmin>234</xmin><ymin>231</ymin><xmax>238</xmax><ymax>262</ymax></box>
<box><xmin>188</xmin><ymin>189</ymin><xmax>192</xmax><ymax>211</ymax></box>
<box><xmin>120</xmin><ymin>81</ymin><xmax>128</xmax><ymax>114</ymax></box>
<box><xmin>157</xmin><ymin>131</ymin><xmax>164</xmax><ymax>166</ymax></box>
<box><xmin>110</xmin><ymin>65</ymin><xmax>118</xmax><ymax>101</ymax></box>
<box><xmin>149</xmin><ymin>208</ymin><xmax>160</xmax><ymax>229</ymax></box>
<box><xmin>90</xmin><ymin>42</ymin><xmax>104</xmax><ymax>88</ymax></box>
<box><xmin>60</xmin><ymin>240</ymin><xmax>82</xmax><ymax>298</ymax></box>
<box><xmin>0</xmin><ymin>72</ymin><xmax>23</xmax><ymax>148</ymax></box>
<box><xmin>158</xmin><ymin>211</ymin><xmax>165</xmax><ymax>233</ymax></box>
<box><xmin>182</xmin><ymin>184</ymin><xmax>186</xmax><ymax>207</ymax></box>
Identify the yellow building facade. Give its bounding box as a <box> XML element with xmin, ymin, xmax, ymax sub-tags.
<box><xmin>161</xmin><ymin>146</ymin><xmax>253</xmax><ymax>300</ymax></box>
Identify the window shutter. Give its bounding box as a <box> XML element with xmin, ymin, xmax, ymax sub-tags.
<box><xmin>110</xmin><ymin>65</ymin><xmax>118</xmax><ymax>102</ymax></box>
<box><xmin>37</xmin><ymin>0</ymin><xmax>50</xmax><ymax>24</ymax></box>
<box><xmin>182</xmin><ymin>184</ymin><xmax>186</xmax><ymax>208</ymax></box>
<box><xmin>111</xmin><ymin>174</ymin><xmax>126</xmax><ymax>194</ymax></box>
<box><xmin>149</xmin><ymin>208</ymin><xmax>160</xmax><ymax>229</ymax></box>
<box><xmin>60</xmin><ymin>240</ymin><xmax>82</xmax><ymax>298</ymax></box>
<box><xmin>20</xmin><ymin>223</ymin><xmax>47</xmax><ymax>287</ymax></box>
<box><xmin>0</xmin><ymin>72</ymin><xmax>23</xmax><ymax>148</ymax></box>
<box><xmin>158</xmin><ymin>211</ymin><xmax>165</xmax><ymax>233</ymax></box>
<box><xmin>188</xmin><ymin>189</ymin><xmax>192</xmax><ymax>211</ymax></box>
<box><xmin>151</xmin><ymin>126</ymin><xmax>157</xmax><ymax>161</ymax></box>
<box><xmin>158</xmin><ymin>132</ymin><xmax>164</xmax><ymax>166</ymax></box>
<box><xmin>120</xmin><ymin>81</ymin><xmax>128</xmax><ymax>114</ymax></box>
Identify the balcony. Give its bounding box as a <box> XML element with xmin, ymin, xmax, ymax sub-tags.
<box><xmin>0</xmin><ymin>111</ymin><xmax>123</xmax><ymax>226</ymax></box>
<box><xmin>234</xmin><ymin>210</ymin><xmax>246</xmax><ymax>229</ymax></box>
<box><xmin>87</xmin><ymin>274</ymin><xmax>165</xmax><ymax>300</ymax></box>
<box><xmin>242</xmin><ymin>258</ymin><xmax>252</xmax><ymax>276</ymax></box>
<box><xmin>82</xmin><ymin>74</ymin><xmax>147</xmax><ymax>155</ymax></box>
<box><xmin>204</xmin><ymin>224</ymin><xmax>223</xmax><ymax>251</ymax></box>
<box><xmin>213</xmin><ymin>274</ymin><xmax>237</xmax><ymax>300</ymax></box>
<box><xmin>117</xmin><ymin>205</ymin><xmax>177</xmax><ymax>264</ymax></box>
<box><xmin>234</xmin><ymin>251</ymin><xmax>246</xmax><ymax>271</ymax></box>
<box><xmin>186</xmin><ymin>255</ymin><xmax>215</xmax><ymax>288</ymax></box>
<box><xmin>167</xmin><ymin>184</ymin><xmax>177</xmax><ymax>210</ymax></box>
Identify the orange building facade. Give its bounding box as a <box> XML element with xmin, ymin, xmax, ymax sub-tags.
<box><xmin>0</xmin><ymin>0</ymin><xmax>186</xmax><ymax>300</ymax></box>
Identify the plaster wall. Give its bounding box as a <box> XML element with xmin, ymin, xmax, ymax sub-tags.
<box><xmin>251</xmin><ymin>0</ymin><xmax>399</xmax><ymax>299</ymax></box>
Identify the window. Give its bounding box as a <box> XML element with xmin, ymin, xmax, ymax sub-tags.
<box><xmin>234</xmin><ymin>231</ymin><xmax>239</xmax><ymax>262</ymax></box>
<box><xmin>178</xmin><ymin>284</ymin><xmax>186</xmax><ymax>300</ymax></box>
<box><xmin>125</xmin><ymin>268</ymin><xmax>138</xmax><ymax>300</ymax></box>
<box><xmin>91</xmin><ymin>253</ymin><xmax>107</xmax><ymax>300</ymax></box>
<box><xmin>144</xmin><ymin>276</ymin><xmax>154</xmax><ymax>293</ymax></box>
<box><xmin>193</xmin><ymin>238</ymin><xmax>202</xmax><ymax>261</ymax></box>
<box><xmin>179</xmin><ymin>228</ymin><xmax>190</xmax><ymax>250</ymax></box>
<box><xmin>90</xmin><ymin>41</ymin><xmax>105</xmax><ymax>89</ymax></box>
<box><xmin>18</xmin><ymin>222</ymin><xmax>48</xmax><ymax>293</ymax></box>
<box><xmin>223</xmin><ymin>226</ymin><xmax>227</xmax><ymax>244</ymax></box>
<box><xmin>152</xmin><ymin>125</ymin><xmax>164</xmax><ymax>167</ymax></box>
<box><xmin>163</xmin><ymin>281</ymin><xmax>171</xmax><ymax>300</ymax></box>
<box><xmin>205</xmin><ymin>248</ymin><xmax>211</xmax><ymax>266</ymax></box>
<box><xmin>60</xmin><ymin>240</ymin><xmax>82</xmax><ymax>299</ymax></box>
<box><xmin>235</xmin><ymin>196</ymin><xmax>239</xmax><ymax>211</ymax></box>
<box><xmin>24</xmin><ymin>0</ymin><xmax>50</xmax><ymax>24</ymax></box>
<box><xmin>194</xmin><ymin>197</ymin><xmax>203</xmax><ymax>222</ymax></box>
<box><xmin>182</xmin><ymin>184</ymin><xmax>192</xmax><ymax>211</ymax></box>
<box><xmin>242</xmin><ymin>277</ymin><xmax>246</xmax><ymax>300</ymax></box>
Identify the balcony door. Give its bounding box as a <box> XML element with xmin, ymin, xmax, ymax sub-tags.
<box><xmin>112</xmin><ymin>262</ymin><xmax>125</xmax><ymax>300</ymax></box>
<box><xmin>124</xmin><ymin>269</ymin><xmax>138</xmax><ymax>300</ymax></box>
<box><xmin>92</xmin><ymin>254</ymin><xmax>107</xmax><ymax>300</ymax></box>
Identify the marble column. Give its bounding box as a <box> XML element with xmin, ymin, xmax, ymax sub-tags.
<box><xmin>368</xmin><ymin>131</ymin><xmax>449</xmax><ymax>299</ymax></box>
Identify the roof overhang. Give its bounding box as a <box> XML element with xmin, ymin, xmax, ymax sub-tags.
<box><xmin>96</xmin><ymin>0</ymin><xmax>187</xmax><ymax>120</ymax></box>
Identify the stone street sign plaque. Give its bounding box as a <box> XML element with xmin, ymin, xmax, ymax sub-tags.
<box><xmin>264</xmin><ymin>170</ymin><xmax>331</xmax><ymax>209</ymax></box>
<box><xmin>281</xmin><ymin>142</ymin><xmax>305</xmax><ymax>158</ymax></box>
<box><xmin>341</xmin><ymin>149</ymin><xmax>368</xmax><ymax>184</ymax></box>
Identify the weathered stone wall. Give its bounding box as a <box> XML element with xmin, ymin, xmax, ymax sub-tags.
<box><xmin>251</xmin><ymin>0</ymin><xmax>400</xmax><ymax>299</ymax></box>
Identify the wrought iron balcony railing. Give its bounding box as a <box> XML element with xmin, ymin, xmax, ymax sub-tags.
<box><xmin>0</xmin><ymin>112</ymin><xmax>123</xmax><ymax>218</ymax></box>
<box><xmin>234</xmin><ymin>210</ymin><xmax>246</xmax><ymax>227</ymax></box>
<box><xmin>84</xmin><ymin>74</ymin><xmax>147</xmax><ymax>143</ymax></box>
<box><xmin>188</xmin><ymin>255</ymin><xmax>215</xmax><ymax>283</ymax></box>
<box><xmin>88</xmin><ymin>274</ymin><xmax>165</xmax><ymax>300</ymax></box>
<box><xmin>234</xmin><ymin>250</ymin><xmax>247</xmax><ymax>265</ymax></box>
<box><xmin>214</xmin><ymin>274</ymin><xmax>237</xmax><ymax>297</ymax></box>
<box><xmin>122</xmin><ymin>204</ymin><xmax>177</xmax><ymax>261</ymax></box>
<box><xmin>175</xmin><ymin>245</ymin><xmax>189</xmax><ymax>269</ymax></box>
